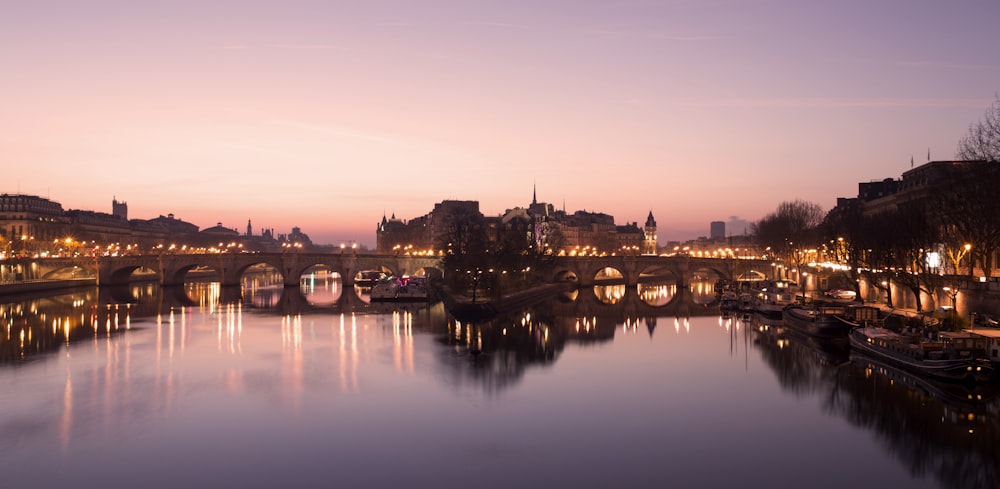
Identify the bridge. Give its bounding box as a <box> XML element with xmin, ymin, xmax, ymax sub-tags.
<box><xmin>18</xmin><ymin>253</ymin><xmax>442</xmax><ymax>287</ymax></box>
<box><xmin>546</xmin><ymin>255</ymin><xmax>772</xmax><ymax>287</ymax></box>
<box><xmin>11</xmin><ymin>253</ymin><xmax>771</xmax><ymax>289</ymax></box>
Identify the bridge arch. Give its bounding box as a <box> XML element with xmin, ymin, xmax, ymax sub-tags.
<box><xmin>39</xmin><ymin>265</ymin><xmax>96</xmax><ymax>281</ymax></box>
<box><xmin>107</xmin><ymin>265</ymin><xmax>159</xmax><ymax>285</ymax></box>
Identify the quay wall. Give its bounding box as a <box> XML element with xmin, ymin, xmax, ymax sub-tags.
<box><xmin>0</xmin><ymin>278</ymin><xmax>97</xmax><ymax>297</ymax></box>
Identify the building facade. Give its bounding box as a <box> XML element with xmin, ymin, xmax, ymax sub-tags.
<box><xmin>375</xmin><ymin>190</ymin><xmax>657</xmax><ymax>256</ymax></box>
<box><xmin>0</xmin><ymin>194</ymin><xmax>304</xmax><ymax>256</ymax></box>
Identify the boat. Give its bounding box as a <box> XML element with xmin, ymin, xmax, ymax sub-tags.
<box><xmin>718</xmin><ymin>291</ymin><xmax>740</xmax><ymax>311</ymax></box>
<box><xmin>831</xmin><ymin>304</ymin><xmax>883</xmax><ymax>328</ymax></box>
<box><xmin>369</xmin><ymin>276</ymin><xmax>432</xmax><ymax>301</ymax></box>
<box><xmin>781</xmin><ymin>304</ymin><xmax>851</xmax><ymax>338</ymax></box>
<box><xmin>355</xmin><ymin>270</ymin><xmax>388</xmax><ymax>287</ymax></box>
<box><xmin>753</xmin><ymin>285</ymin><xmax>795</xmax><ymax>317</ymax></box>
<box><xmin>848</xmin><ymin>327</ymin><xmax>994</xmax><ymax>384</ymax></box>
<box><xmin>850</xmin><ymin>349</ymin><xmax>997</xmax><ymax>407</ymax></box>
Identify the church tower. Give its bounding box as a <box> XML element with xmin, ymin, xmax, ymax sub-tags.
<box><xmin>112</xmin><ymin>197</ymin><xmax>127</xmax><ymax>221</ymax></box>
<box><xmin>642</xmin><ymin>210</ymin><xmax>657</xmax><ymax>255</ymax></box>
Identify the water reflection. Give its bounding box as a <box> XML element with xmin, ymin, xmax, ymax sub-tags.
<box><xmin>593</xmin><ymin>283</ymin><xmax>625</xmax><ymax>304</ymax></box>
<box><xmin>751</xmin><ymin>311</ymin><xmax>999</xmax><ymax>489</ymax></box>
<box><xmin>298</xmin><ymin>270</ymin><xmax>342</xmax><ymax>306</ymax></box>
<box><xmin>637</xmin><ymin>282</ymin><xmax>676</xmax><ymax>306</ymax></box>
<box><xmin>1</xmin><ymin>288</ymin><xmax>135</xmax><ymax>364</ymax></box>
<box><xmin>2</xmin><ymin>281</ymin><xmax>999</xmax><ymax>489</ymax></box>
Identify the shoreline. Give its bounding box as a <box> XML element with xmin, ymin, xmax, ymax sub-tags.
<box><xmin>0</xmin><ymin>278</ymin><xmax>97</xmax><ymax>297</ymax></box>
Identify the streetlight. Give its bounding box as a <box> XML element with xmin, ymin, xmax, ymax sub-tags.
<box><xmin>942</xmin><ymin>286</ymin><xmax>958</xmax><ymax>310</ymax></box>
<box><xmin>963</xmin><ymin>243</ymin><xmax>972</xmax><ymax>277</ymax></box>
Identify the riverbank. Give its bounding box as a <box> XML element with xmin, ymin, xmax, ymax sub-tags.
<box><xmin>0</xmin><ymin>278</ymin><xmax>96</xmax><ymax>297</ymax></box>
<box><xmin>440</xmin><ymin>282</ymin><xmax>570</xmax><ymax>322</ymax></box>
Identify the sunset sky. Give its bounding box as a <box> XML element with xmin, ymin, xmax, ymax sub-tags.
<box><xmin>4</xmin><ymin>0</ymin><xmax>999</xmax><ymax>247</ymax></box>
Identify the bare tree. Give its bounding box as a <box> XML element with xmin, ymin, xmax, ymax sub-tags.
<box><xmin>752</xmin><ymin>199</ymin><xmax>825</xmax><ymax>265</ymax></box>
<box><xmin>957</xmin><ymin>94</ymin><xmax>1000</xmax><ymax>162</ymax></box>
<box><xmin>927</xmin><ymin>164</ymin><xmax>1000</xmax><ymax>277</ymax></box>
<box><xmin>886</xmin><ymin>202</ymin><xmax>941</xmax><ymax>312</ymax></box>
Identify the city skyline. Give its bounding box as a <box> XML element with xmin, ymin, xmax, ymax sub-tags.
<box><xmin>4</xmin><ymin>1</ymin><xmax>999</xmax><ymax>247</ymax></box>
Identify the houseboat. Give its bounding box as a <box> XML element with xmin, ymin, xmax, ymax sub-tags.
<box><xmin>782</xmin><ymin>305</ymin><xmax>851</xmax><ymax>338</ymax></box>
<box><xmin>849</xmin><ymin>327</ymin><xmax>993</xmax><ymax>384</ymax></box>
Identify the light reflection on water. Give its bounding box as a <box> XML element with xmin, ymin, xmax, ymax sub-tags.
<box><xmin>0</xmin><ymin>279</ymin><xmax>997</xmax><ymax>489</ymax></box>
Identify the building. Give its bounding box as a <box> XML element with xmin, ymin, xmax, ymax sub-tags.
<box><xmin>0</xmin><ymin>194</ymin><xmax>295</xmax><ymax>255</ymax></box>
<box><xmin>616</xmin><ymin>221</ymin><xmax>643</xmax><ymax>254</ymax></box>
<box><xmin>643</xmin><ymin>211</ymin><xmax>658</xmax><ymax>255</ymax></box>
<box><xmin>710</xmin><ymin>221</ymin><xmax>725</xmax><ymax>240</ymax></box>
<box><xmin>0</xmin><ymin>194</ymin><xmax>67</xmax><ymax>254</ymax></box>
<box><xmin>375</xmin><ymin>188</ymin><xmax>657</xmax><ymax>256</ymax></box>
<box><xmin>857</xmin><ymin>160</ymin><xmax>992</xmax><ymax>216</ymax></box>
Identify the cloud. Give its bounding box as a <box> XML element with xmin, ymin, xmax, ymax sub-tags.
<box><xmin>670</xmin><ymin>97</ymin><xmax>993</xmax><ymax>109</ymax></box>
<box><xmin>458</xmin><ymin>21</ymin><xmax>530</xmax><ymax>30</ymax></box>
<box><xmin>895</xmin><ymin>60</ymin><xmax>999</xmax><ymax>71</ymax></box>
<box><xmin>268</xmin><ymin>44</ymin><xmax>347</xmax><ymax>50</ymax></box>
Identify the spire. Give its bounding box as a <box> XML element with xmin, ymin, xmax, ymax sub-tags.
<box><xmin>532</xmin><ymin>182</ymin><xmax>537</xmax><ymax>205</ymax></box>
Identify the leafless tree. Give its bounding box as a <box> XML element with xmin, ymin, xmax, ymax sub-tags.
<box><xmin>957</xmin><ymin>94</ymin><xmax>1000</xmax><ymax>162</ymax></box>
<box><xmin>927</xmin><ymin>164</ymin><xmax>1000</xmax><ymax>277</ymax></box>
<box><xmin>752</xmin><ymin>199</ymin><xmax>825</xmax><ymax>265</ymax></box>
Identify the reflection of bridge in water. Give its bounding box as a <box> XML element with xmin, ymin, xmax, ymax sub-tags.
<box><xmin>548</xmin><ymin>283</ymin><xmax>721</xmax><ymax>320</ymax></box>
<box><xmin>93</xmin><ymin>271</ymin><xmax>726</xmax><ymax>319</ymax></box>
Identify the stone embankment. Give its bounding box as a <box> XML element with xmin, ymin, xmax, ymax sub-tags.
<box><xmin>0</xmin><ymin>278</ymin><xmax>96</xmax><ymax>297</ymax></box>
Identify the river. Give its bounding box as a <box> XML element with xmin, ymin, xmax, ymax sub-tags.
<box><xmin>1</xmin><ymin>276</ymin><xmax>997</xmax><ymax>489</ymax></box>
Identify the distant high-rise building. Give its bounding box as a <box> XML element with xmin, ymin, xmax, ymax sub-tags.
<box><xmin>710</xmin><ymin>221</ymin><xmax>725</xmax><ymax>240</ymax></box>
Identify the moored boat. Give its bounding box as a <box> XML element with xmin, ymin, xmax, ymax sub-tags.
<box><xmin>719</xmin><ymin>291</ymin><xmax>740</xmax><ymax>311</ymax></box>
<box><xmin>781</xmin><ymin>304</ymin><xmax>851</xmax><ymax>338</ymax></box>
<box><xmin>369</xmin><ymin>276</ymin><xmax>432</xmax><ymax>301</ymax></box>
<box><xmin>355</xmin><ymin>270</ymin><xmax>388</xmax><ymax>287</ymax></box>
<box><xmin>754</xmin><ymin>288</ymin><xmax>795</xmax><ymax>317</ymax></box>
<box><xmin>848</xmin><ymin>327</ymin><xmax>993</xmax><ymax>384</ymax></box>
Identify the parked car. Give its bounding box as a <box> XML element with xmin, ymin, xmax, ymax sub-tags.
<box><xmin>824</xmin><ymin>288</ymin><xmax>857</xmax><ymax>300</ymax></box>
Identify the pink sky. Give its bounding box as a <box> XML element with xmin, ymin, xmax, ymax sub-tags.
<box><xmin>3</xmin><ymin>0</ymin><xmax>999</xmax><ymax>247</ymax></box>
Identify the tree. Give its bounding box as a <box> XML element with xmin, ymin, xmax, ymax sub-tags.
<box><xmin>752</xmin><ymin>199</ymin><xmax>825</xmax><ymax>268</ymax></box>
<box><xmin>439</xmin><ymin>207</ymin><xmax>489</xmax><ymax>294</ymax></box>
<box><xmin>927</xmin><ymin>164</ymin><xmax>1000</xmax><ymax>277</ymax></box>
<box><xmin>957</xmin><ymin>94</ymin><xmax>1000</xmax><ymax>162</ymax></box>
<box><xmin>883</xmin><ymin>202</ymin><xmax>940</xmax><ymax>313</ymax></box>
<box><xmin>819</xmin><ymin>202</ymin><xmax>865</xmax><ymax>299</ymax></box>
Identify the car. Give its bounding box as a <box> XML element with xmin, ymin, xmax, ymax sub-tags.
<box><xmin>824</xmin><ymin>288</ymin><xmax>857</xmax><ymax>300</ymax></box>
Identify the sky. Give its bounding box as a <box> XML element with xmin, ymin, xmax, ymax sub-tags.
<box><xmin>3</xmin><ymin>0</ymin><xmax>999</xmax><ymax>248</ymax></box>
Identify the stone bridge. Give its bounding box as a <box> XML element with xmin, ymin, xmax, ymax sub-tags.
<box><xmin>547</xmin><ymin>255</ymin><xmax>772</xmax><ymax>287</ymax></box>
<box><xmin>24</xmin><ymin>253</ymin><xmax>443</xmax><ymax>287</ymax></box>
<box><xmin>16</xmin><ymin>253</ymin><xmax>772</xmax><ymax>289</ymax></box>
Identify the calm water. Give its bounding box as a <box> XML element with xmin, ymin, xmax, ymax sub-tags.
<box><xmin>1</xmin><ymin>278</ymin><xmax>997</xmax><ymax>489</ymax></box>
